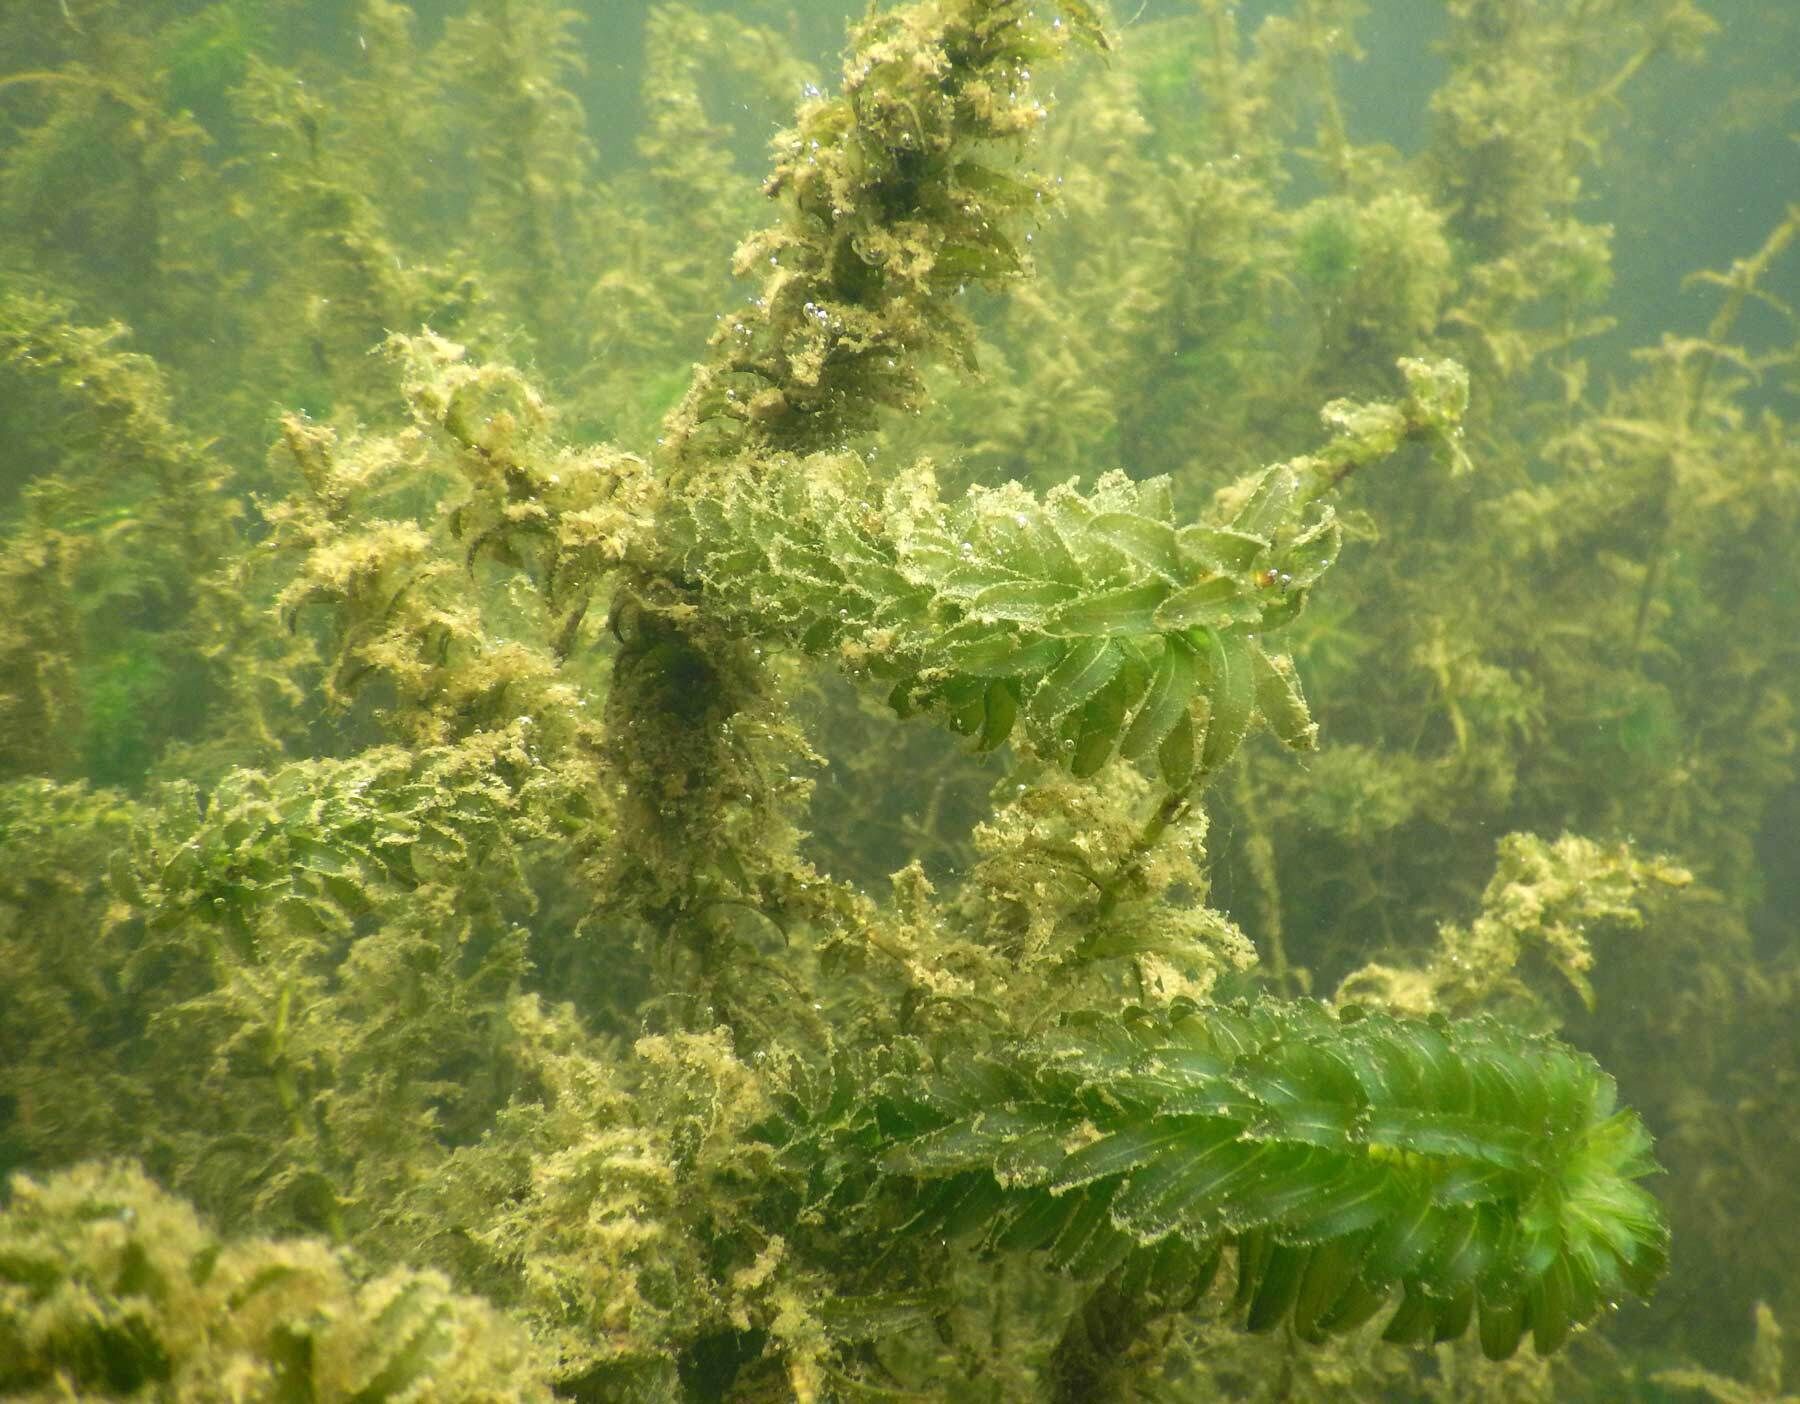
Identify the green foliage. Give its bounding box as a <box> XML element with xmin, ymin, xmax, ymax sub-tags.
<box><xmin>682</xmin><ymin>458</ymin><xmax>1308</xmax><ymax>787</ymax></box>
<box><xmin>0</xmin><ymin>1160</ymin><xmax>554</xmax><ymax>1401</ymax></box>
<box><xmin>659</xmin><ymin>0</ymin><xmax>1096</xmax><ymax>466</ymax></box>
<box><xmin>958</xmin><ymin>764</ymin><xmax>1258</xmax><ymax>1005</ymax></box>
<box><xmin>772</xmin><ymin>999</ymin><xmax>1667</xmax><ymax>1362</ymax></box>
<box><xmin>584</xmin><ymin>5</ymin><xmax>816</xmax><ymax>445</ymax></box>
<box><xmin>436</xmin><ymin>1006</ymin><xmax>802</xmax><ymax>1391</ymax></box>
<box><xmin>0</xmin><ymin>780</ymin><xmax>149</xmax><ymax>1183</ymax></box>
<box><xmin>0</xmin><ymin>289</ymin><xmax>248</xmax><ymax>784</ymax></box>
<box><xmin>78</xmin><ymin>643</ymin><xmax>176</xmax><ymax>785</ymax></box>
<box><xmin>679</xmin><ymin>356</ymin><xmax>1463</xmax><ymax>788</ymax></box>
<box><xmin>263</xmin><ymin>331</ymin><xmax>645</xmax><ymax>749</ymax></box>
<box><xmin>1294</xmin><ymin>194</ymin><xmax>1456</xmax><ymax>353</ymax></box>
<box><xmin>434</xmin><ymin>0</ymin><xmax>596</xmax><ymax>355</ymax></box>
<box><xmin>158</xmin><ymin>1</ymin><xmax>271</xmax><ymax>117</ymax></box>
<box><xmin>4</xmin><ymin>0</ymin><xmax>1796</xmax><ymax>1396</ymax></box>
<box><xmin>0</xmin><ymin>731</ymin><xmax>607</xmax><ymax>1236</ymax></box>
<box><xmin>1338</xmin><ymin>833</ymin><xmax>1694</xmax><ymax>1023</ymax></box>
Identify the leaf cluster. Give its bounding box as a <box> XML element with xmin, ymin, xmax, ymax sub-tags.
<box><xmin>678</xmin><ymin>358</ymin><xmax>1465</xmax><ymax>790</ymax></box>
<box><xmin>769</xmin><ymin>998</ymin><xmax>1667</xmax><ymax>1361</ymax></box>
<box><xmin>0</xmin><ymin>729</ymin><xmax>607</xmax><ymax>1237</ymax></box>
<box><xmin>0</xmin><ymin>1160</ymin><xmax>553</xmax><ymax>1401</ymax></box>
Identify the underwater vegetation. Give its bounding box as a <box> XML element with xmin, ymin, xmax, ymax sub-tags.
<box><xmin>0</xmin><ymin>0</ymin><xmax>1797</xmax><ymax>1399</ymax></box>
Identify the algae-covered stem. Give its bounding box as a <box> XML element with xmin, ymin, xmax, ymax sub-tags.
<box><xmin>1629</xmin><ymin>210</ymin><xmax>1799</xmax><ymax>653</ymax></box>
<box><xmin>654</xmin><ymin>0</ymin><xmax>1100</xmax><ymax>477</ymax></box>
<box><xmin>604</xmin><ymin>0</ymin><xmax>1101</xmax><ymax>1029</ymax></box>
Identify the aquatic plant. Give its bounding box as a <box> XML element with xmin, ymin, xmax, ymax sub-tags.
<box><xmin>770</xmin><ymin>998</ymin><xmax>1666</xmax><ymax>1362</ymax></box>
<box><xmin>0</xmin><ymin>1160</ymin><xmax>553</xmax><ymax>1400</ymax></box>
<box><xmin>2</xmin><ymin>0</ymin><xmax>1796</xmax><ymax>1397</ymax></box>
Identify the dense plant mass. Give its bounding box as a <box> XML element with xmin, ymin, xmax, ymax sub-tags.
<box><xmin>0</xmin><ymin>0</ymin><xmax>1795</xmax><ymax>1400</ymax></box>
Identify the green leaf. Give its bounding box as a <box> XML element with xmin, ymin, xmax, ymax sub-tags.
<box><xmin>976</xmin><ymin>679</ymin><xmax>1019</xmax><ymax>752</ymax></box>
<box><xmin>1154</xmin><ymin>576</ymin><xmax>1262</xmax><ymax>631</ymax></box>
<box><xmin>788</xmin><ymin>1001</ymin><xmax>1668</xmax><ymax>1360</ymax></box>
<box><xmin>968</xmin><ymin>579</ymin><xmax>1082</xmax><ymax>623</ymax></box>
<box><xmin>898</xmin><ymin>540</ymin><xmax>965</xmax><ymax>587</ymax></box>
<box><xmin>1067</xmin><ymin>668</ymin><xmax>1142</xmax><ymax>777</ymax></box>
<box><xmin>939</xmin><ymin>559</ymin><xmax>1033</xmax><ymax>598</ymax></box>
<box><xmin>1119</xmin><ymin>637</ymin><xmax>1200</xmax><ymax>762</ymax></box>
<box><xmin>951</xmin><ymin>161</ymin><xmax>1040</xmax><ymax>204</ymax></box>
<box><xmin>1277</xmin><ymin>510</ymin><xmax>1341</xmax><ymax>589</ymax></box>
<box><xmin>1048</xmin><ymin>581</ymin><xmax>1170</xmax><ymax>636</ymax></box>
<box><xmin>1158</xmin><ymin>709</ymin><xmax>1198</xmax><ymax>790</ymax></box>
<box><xmin>1110</xmin><ymin>1131</ymin><xmax>1274</xmax><ymax>1237</ymax></box>
<box><xmin>1178</xmin><ymin>524</ymin><xmax>1267</xmax><ymax>572</ymax></box>
<box><xmin>1256</xmin><ymin>588</ymin><xmax>1309</xmax><ymax>631</ymax></box>
<box><xmin>1027</xmin><ymin>637</ymin><xmax>1123</xmax><ymax>735</ymax></box>
<box><xmin>1052</xmin><ymin>1121</ymin><xmax>1200</xmax><ymax>1194</ymax></box>
<box><xmin>1198</xmin><ymin>628</ymin><xmax>1256</xmax><ymax>774</ymax></box>
<box><xmin>1056</xmin><ymin>0</ymin><xmax>1113</xmax><ymax>50</ymax></box>
<box><xmin>1252</xmin><ymin>647</ymin><xmax>1316</xmax><ymax>751</ymax></box>
<box><xmin>1087</xmin><ymin>512</ymin><xmax>1182</xmax><ymax>579</ymax></box>
<box><xmin>968</xmin><ymin>510</ymin><xmax>1052</xmax><ymax>582</ymax></box>
<box><xmin>936</xmin><ymin>629</ymin><xmax>1065</xmax><ymax>676</ymax></box>
<box><xmin>1231</xmin><ymin>465</ymin><xmax>1301</xmax><ymax>540</ymax></box>
<box><xmin>932</xmin><ymin>229</ymin><xmax>1021</xmax><ymax>279</ymax></box>
<box><xmin>940</xmin><ymin>675</ymin><xmax>990</xmax><ymax>736</ymax></box>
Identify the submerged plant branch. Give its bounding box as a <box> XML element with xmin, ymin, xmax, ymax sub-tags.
<box><xmin>768</xmin><ymin>997</ymin><xmax>1668</xmax><ymax>1360</ymax></box>
<box><xmin>676</xmin><ymin>357</ymin><xmax>1465</xmax><ymax>789</ymax></box>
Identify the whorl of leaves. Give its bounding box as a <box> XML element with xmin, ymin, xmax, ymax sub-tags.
<box><xmin>110</xmin><ymin>735</ymin><xmax>579</xmax><ymax>948</ymax></box>
<box><xmin>767</xmin><ymin>999</ymin><xmax>1667</xmax><ymax>1359</ymax></box>
<box><xmin>676</xmin><ymin>356</ymin><xmax>1468</xmax><ymax>789</ymax></box>
<box><xmin>680</xmin><ymin>454</ymin><xmax>1330</xmax><ymax>788</ymax></box>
